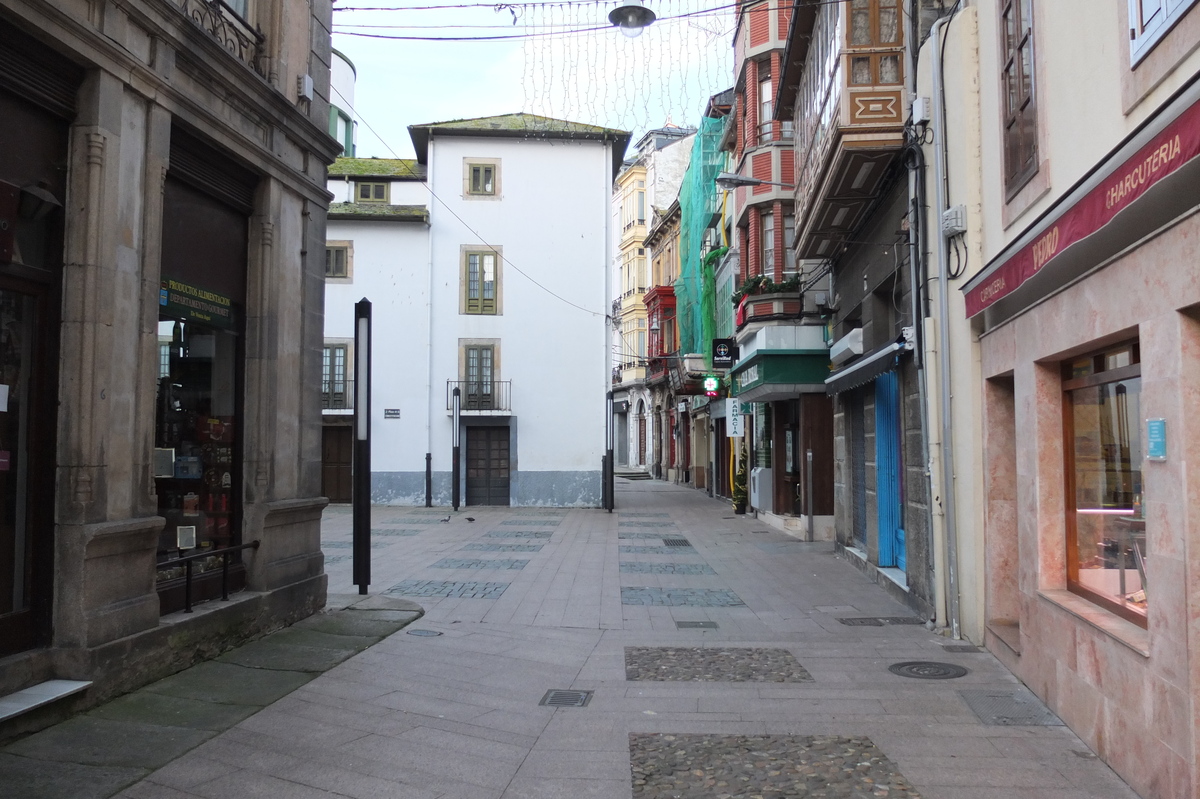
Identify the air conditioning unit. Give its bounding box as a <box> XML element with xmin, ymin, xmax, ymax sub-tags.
<box><xmin>829</xmin><ymin>328</ymin><xmax>863</xmax><ymax>365</ymax></box>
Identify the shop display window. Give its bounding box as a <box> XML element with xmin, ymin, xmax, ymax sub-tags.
<box><xmin>1064</xmin><ymin>341</ymin><xmax>1146</xmax><ymax>626</ymax></box>
<box><xmin>154</xmin><ymin>309</ymin><xmax>240</xmax><ymax>583</ymax></box>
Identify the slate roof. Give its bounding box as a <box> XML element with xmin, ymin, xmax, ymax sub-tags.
<box><xmin>328</xmin><ymin>203</ymin><xmax>428</xmax><ymax>222</ymax></box>
<box><xmin>407</xmin><ymin>113</ymin><xmax>631</xmax><ymax>178</ymax></box>
<box><xmin>329</xmin><ymin>158</ymin><xmax>426</xmax><ymax>180</ymax></box>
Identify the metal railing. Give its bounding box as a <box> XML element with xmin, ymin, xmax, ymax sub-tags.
<box><xmin>446</xmin><ymin>380</ymin><xmax>511</xmax><ymax>411</ymax></box>
<box><xmin>322</xmin><ymin>379</ymin><xmax>353</xmax><ymax>410</ymax></box>
<box><xmin>179</xmin><ymin>0</ymin><xmax>267</xmax><ymax>78</ymax></box>
<box><xmin>156</xmin><ymin>540</ymin><xmax>260</xmax><ymax>613</ymax></box>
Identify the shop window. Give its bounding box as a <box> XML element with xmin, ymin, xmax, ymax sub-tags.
<box><xmin>1129</xmin><ymin>0</ymin><xmax>1199</xmax><ymax>65</ymax></box>
<box><xmin>463</xmin><ymin>249</ymin><xmax>499</xmax><ymax>314</ymax></box>
<box><xmin>1000</xmin><ymin>0</ymin><xmax>1038</xmax><ymax>195</ymax></box>
<box><xmin>1063</xmin><ymin>340</ymin><xmax>1146</xmax><ymax>626</ymax></box>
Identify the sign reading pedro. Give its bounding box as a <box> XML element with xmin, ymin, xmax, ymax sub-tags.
<box><xmin>160</xmin><ymin>279</ymin><xmax>235</xmax><ymax>329</ymax></box>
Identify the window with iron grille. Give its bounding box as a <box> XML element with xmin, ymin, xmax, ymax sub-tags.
<box><xmin>1000</xmin><ymin>0</ymin><xmax>1038</xmax><ymax>194</ymax></box>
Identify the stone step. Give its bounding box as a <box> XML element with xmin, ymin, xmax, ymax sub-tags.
<box><xmin>0</xmin><ymin>680</ymin><xmax>91</xmax><ymax>722</ymax></box>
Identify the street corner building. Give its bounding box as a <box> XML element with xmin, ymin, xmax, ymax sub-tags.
<box><xmin>0</xmin><ymin>0</ymin><xmax>340</xmax><ymax>732</ymax></box>
<box><xmin>319</xmin><ymin>92</ymin><xmax>631</xmax><ymax>507</ymax></box>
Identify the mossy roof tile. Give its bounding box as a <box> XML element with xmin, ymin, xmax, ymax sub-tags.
<box><xmin>328</xmin><ymin>203</ymin><xmax>428</xmax><ymax>222</ymax></box>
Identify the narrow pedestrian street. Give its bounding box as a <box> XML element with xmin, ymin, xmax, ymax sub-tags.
<box><xmin>5</xmin><ymin>478</ymin><xmax>1141</xmax><ymax>798</ymax></box>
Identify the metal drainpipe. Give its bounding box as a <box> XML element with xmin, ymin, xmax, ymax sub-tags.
<box><xmin>931</xmin><ymin>10</ymin><xmax>962</xmax><ymax>640</ymax></box>
<box><xmin>425</xmin><ymin>141</ymin><xmax>437</xmax><ymax>497</ymax></box>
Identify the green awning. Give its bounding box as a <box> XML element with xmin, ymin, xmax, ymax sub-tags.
<box><xmin>729</xmin><ymin>350</ymin><xmax>830</xmax><ymax>402</ymax></box>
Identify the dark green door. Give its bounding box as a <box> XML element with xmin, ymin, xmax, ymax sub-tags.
<box><xmin>466</xmin><ymin>427</ymin><xmax>510</xmax><ymax>506</ymax></box>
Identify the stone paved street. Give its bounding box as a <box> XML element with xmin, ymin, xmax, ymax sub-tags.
<box><xmin>4</xmin><ymin>477</ymin><xmax>1145</xmax><ymax>798</ymax></box>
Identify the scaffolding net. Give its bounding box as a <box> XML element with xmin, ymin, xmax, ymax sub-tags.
<box><xmin>676</xmin><ymin>116</ymin><xmax>725</xmax><ymax>364</ymax></box>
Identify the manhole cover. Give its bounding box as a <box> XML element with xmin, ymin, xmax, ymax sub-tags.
<box><xmin>406</xmin><ymin>629</ymin><xmax>443</xmax><ymax>637</ymax></box>
<box><xmin>662</xmin><ymin>538</ymin><xmax>692</xmax><ymax>547</ymax></box>
<box><xmin>676</xmin><ymin>621</ymin><xmax>719</xmax><ymax>629</ymax></box>
<box><xmin>959</xmin><ymin>689</ymin><xmax>1064</xmax><ymax>726</ymax></box>
<box><xmin>838</xmin><ymin>617</ymin><xmax>884</xmax><ymax>626</ymax></box>
<box><xmin>942</xmin><ymin>644</ymin><xmax>981</xmax><ymax>653</ymax></box>
<box><xmin>539</xmin><ymin>689</ymin><xmax>593</xmax><ymax>707</ymax></box>
<box><xmin>888</xmin><ymin>661</ymin><xmax>969</xmax><ymax>679</ymax></box>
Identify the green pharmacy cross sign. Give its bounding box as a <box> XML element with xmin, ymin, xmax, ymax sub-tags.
<box><xmin>703</xmin><ymin>375</ymin><xmax>720</xmax><ymax>397</ymax></box>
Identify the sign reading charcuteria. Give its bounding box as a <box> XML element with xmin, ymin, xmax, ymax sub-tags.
<box><xmin>965</xmin><ymin>97</ymin><xmax>1200</xmax><ymax>317</ymax></box>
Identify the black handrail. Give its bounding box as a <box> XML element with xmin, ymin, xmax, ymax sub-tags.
<box><xmin>156</xmin><ymin>540</ymin><xmax>260</xmax><ymax>613</ymax></box>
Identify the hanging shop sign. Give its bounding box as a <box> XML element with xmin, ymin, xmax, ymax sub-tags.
<box><xmin>160</xmin><ymin>279</ymin><xmax>235</xmax><ymax>329</ymax></box>
<box><xmin>727</xmin><ymin>401</ymin><xmax>744</xmax><ymax>437</ymax></box>
<box><xmin>712</xmin><ymin>338</ymin><xmax>737</xmax><ymax>369</ymax></box>
<box><xmin>964</xmin><ymin>93</ymin><xmax>1200</xmax><ymax>318</ymax></box>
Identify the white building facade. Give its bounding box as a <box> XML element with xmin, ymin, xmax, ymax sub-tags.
<box><xmin>325</xmin><ymin>114</ymin><xmax>629</xmax><ymax>507</ymax></box>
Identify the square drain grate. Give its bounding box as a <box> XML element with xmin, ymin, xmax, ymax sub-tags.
<box><xmin>662</xmin><ymin>538</ymin><xmax>692</xmax><ymax>547</ymax></box>
<box><xmin>539</xmin><ymin>689</ymin><xmax>593</xmax><ymax>708</ymax></box>
<box><xmin>838</xmin><ymin>617</ymin><xmax>884</xmax><ymax>626</ymax></box>
<box><xmin>676</xmin><ymin>621</ymin><xmax>719</xmax><ymax>629</ymax></box>
<box><xmin>838</xmin><ymin>616</ymin><xmax>924</xmax><ymax>626</ymax></box>
<box><xmin>959</xmin><ymin>688</ymin><xmax>1064</xmax><ymax>726</ymax></box>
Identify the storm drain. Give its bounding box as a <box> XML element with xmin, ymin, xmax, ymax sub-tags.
<box><xmin>942</xmin><ymin>644</ymin><xmax>981</xmax><ymax>653</ymax></box>
<box><xmin>676</xmin><ymin>621</ymin><xmax>719</xmax><ymax>630</ymax></box>
<box><xmin>888</xmin><ymin>661</ymin><xmax>969</xmax><ymax>680</ymax></box>
<box><xmin>959</xmin><ymin>688</ymin><xmax>1064</xmax><ymax>726</ymax></box>
<box><xmin>662</xmin><ymin>538</ymin><xmax>693</xmax><ymax>548</ymax></box>
<box><xmin>406</xmin><ymin>629</ymin><xmax>443</xmax><ymax>637</ymax></box>
<box><xmin>539</xmin><ymin>689</ymin><xmax>593</xmax><ymax>708</ymax></box>
<box><xmin>838</xmin><ymin>616</ymin><xmax>924</xmax><ymax>626</ymax></box>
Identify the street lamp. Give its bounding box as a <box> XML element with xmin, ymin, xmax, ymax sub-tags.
<box><xmin>714</xmin><ymin>172</ymin><xmax>795</xmax><ymax>191</ymax></box>
<box><xmin>609</xmin><ymin>0</ymin><xmax>655</xmax><ymax>38</ymax></box>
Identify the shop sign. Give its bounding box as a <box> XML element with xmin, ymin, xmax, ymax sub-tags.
<box><xmin>736</xmin><ymin>363</ymin><xmax>760</xmax><ymax>391</ymax></box>
<box><xmin>384</xmin><ymin>409</ymin><xmax>401</xmax><ymax>419</ymax></box>
<box><xmin>160</xmin><ymin>279</ymin><xmax>234</xmax><ymax>329</ymax></box>
<box><xmin>965</xmin><ymin>96</ymin><xmax>1200</xmax><ymax>317</ymax></box>
<box><xmin>712</xmin><ymin>338</ymin><xmax>737</xmax><ymax>369</ymax></box>
<box><xmin>727</xmin><ymin>401</ymin><xmax>744</xmax><ymax>437</ymax></box>
<box><xmin>1147</xmin><ymin>418</ymin><xmax>1167</xmax><ymax>461</ymax></box>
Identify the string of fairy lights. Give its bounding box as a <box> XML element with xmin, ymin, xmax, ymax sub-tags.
<box><xmin>331</xmin><ymin>0</ymin><xmax>738</xmax><ymax>139</ymax></box>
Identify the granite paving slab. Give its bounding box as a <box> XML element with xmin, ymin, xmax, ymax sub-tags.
<box><xmin>370</xmin><ymin>528</ymin><xmax>422</xmax><ymax>536</ymax></box>
<box><xmin>88</xmin><ymin>692</ymin><xmax>260</xmax><ymax>732</ymax></box>
<box><xmin>0</xmin><ymin>753</ymin><xmax>146</xmax><ymax>799</ymax></box>
<box><xmin>617</xmin><ymin>532</ymin><xmax>668</xmax><ymax>539</ymax></box>
<box><xmin>5</xmin><ymin>716</ymin><xmax>215</xmax><ymax>770</ymax></box>
<box><xmin>463</xmin><ymin>543</ymin><xmax>544</xmax><ymax>552</ymax></box>
<box><xmin>485</xmin><ymin>531</ymin><xmax>553</xmax><ymax>539</ymax></box>
<box><xmin>322</xmin><ymin>541</ymin><xmax>391</xmax><ymax>549</ymax></box>
<box><xmin>621</xmin><ymin>587</ymin><xmax>744</xmax><ymax>606</ymax></box>
<box><xmin>628</xmin><ymin>734</ymin><xmax>922</xmax><ymax>798</ymax></box>
<box><xmin>618</xmin><ymin>513</ymin><xmax>670</xmax><ymax>517</ymax></box>
<box><xmin>499</xmin><ymin>520</ymin><xmax>559</xmax><ymax>526</ymax></box>
<box><xmin>624</xmin><ymin>647</ymin><xmax>814</xmax><ymax>682</ymax></box>
<box><xmin>324</xmin><ymin>554</ymin><xmax>349</xmax><ymax>565</ymax></box>
<box><xmin>142</xmin><ymin>662</ymin><xmax>314</xmax><ymax>707</ymax></box>
<box><xmin>430</xmin><ymin>558</ymin><xmax>530</xmax><ymax>570</ymax></box>
<box><xmin>618</xmin><ymin>521</ymin><xmax>676</xmax><ymax>528</ymax></box>
<box><xmin>619</xmin><ymin>545</ymin><xmax>702</xmax><ymax>555</ymax></box>
<box><xmin>385</xmin><ymin>580</ymin><xmax>510</xmax><ymax>599</ymax></box>
<box><xmin>619</xmin><ymin>562</ymin><xmax>716</xmax><ymax>575</ymax></box>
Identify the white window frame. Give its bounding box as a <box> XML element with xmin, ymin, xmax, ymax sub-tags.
<box><xmin>1130</xmin><ymin>0</ymin><xmax>1199</xmax><ymax>65</ymax></box>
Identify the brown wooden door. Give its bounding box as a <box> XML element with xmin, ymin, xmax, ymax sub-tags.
<box><xmin>322</xmin><ymin>426</ymin><xmax>353</xmax><ymax>503</ymax></box>
<box><xmin>466</xmin><ymin>427</ymin><xmax>510</xmax><ymax>506</ymax></box>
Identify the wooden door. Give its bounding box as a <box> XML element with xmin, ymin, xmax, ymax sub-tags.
<box><xmin>466</xmin><ymin>427</ymin><xmax>510</xmax><ymax>506</ymax></box>
<box><xmin>321</xmin><ymin>426</ymin><xmax>353</xmax><ymax>503</ymax></box>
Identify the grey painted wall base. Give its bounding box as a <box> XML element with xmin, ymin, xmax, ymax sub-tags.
<box><xmin>371</xmin><ymin>471</ymin><xmax>601</xmax><ymax>508</ymax></box>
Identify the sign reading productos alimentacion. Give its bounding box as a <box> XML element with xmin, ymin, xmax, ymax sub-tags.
<box><xmin>160</xmin><ymin>279</ymin><xmax>235</xmax><ymax>329</ymax></box>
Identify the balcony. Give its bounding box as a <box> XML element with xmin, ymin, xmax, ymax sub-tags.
<box><xmin>779</xmin><ymin>0</ymin><xmax>906</xmax><ymax>260</ymax></box>
<box><xmin>179</xmin><ymin>0</ymin><xmax>267</xmax><ymax>78</ymax></box>
<box><xmin>322</xmin><ymin>379</ymin><xmax>353</xmax><ymax>411</ymax></box>
<box><xmin>735</xmin><ymin>290</ymin><xmax>804</xmax><ymax>333</ymax></box>
<box><xmin>446</xmin><ymin>380</ymin><xmax>511</xmax><ymax>414</ymax></box>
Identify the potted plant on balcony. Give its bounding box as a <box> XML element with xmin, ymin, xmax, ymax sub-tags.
<box><xmin>732</xmin><ymin>445</ymin><xmax>748</xmax><ymax>514</ymax></box>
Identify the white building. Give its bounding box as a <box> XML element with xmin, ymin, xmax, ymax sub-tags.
<box><xmin>324</xmin><ymin>113</ymin><xmax>630</xmax><ymax>507</ymax></box>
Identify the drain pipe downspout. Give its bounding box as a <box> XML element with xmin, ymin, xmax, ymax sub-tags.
<box><xmin>931</xmin><ymin>10</ymin><xmax>962</xmax><ymax>640</ymax></box>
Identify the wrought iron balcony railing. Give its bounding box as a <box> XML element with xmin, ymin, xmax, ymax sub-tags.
<box><xmin>322</xmin><ymin>379</ymin><xmax>353</xmax><ymax>410</ymax></box>
<box><xmin>446</xmin><ymin>380</ymin><xmax>512</xmax><ymax>412</ymax></box>
<box><xmin>180</xmin><ymin>0</ymin><xmax>267</xmax><ymax>78</ymax></box>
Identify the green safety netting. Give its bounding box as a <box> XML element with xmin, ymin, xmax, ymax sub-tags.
<box><xmin>676</xmin><ymin>116</ymin><xmax>725</xmax><ymax>365</ymax></box>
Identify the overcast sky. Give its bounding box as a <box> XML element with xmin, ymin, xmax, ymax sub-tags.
<box><xmin>330</xmin><ymin>0</ymin><xmax>736</xmax><ymax>160</ymax></box>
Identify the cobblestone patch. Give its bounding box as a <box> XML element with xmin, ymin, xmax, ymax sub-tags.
<box><xmin>485</xmin><ymin>530</ymin><xmax>554</xmax><ymax>539</ymax></box>
<box><xmin>322</xmin><ymin>541</ymin><xmax>391</xmax><ymax>549</ymax></box>
<box><xmin>620</xmin><ymin>562</ymin><xmax>716</xmax><ymax>575</ymax></box>
<box><xmin>618</xmin><ymin>532</ymin><xmax>668</xmax><ymax>539</ymax></box>
<box><xmin>430</xmin><ymin>558</ymin><xmax>529</xmax><ymax>570</ymax></box>
<box><xmin>620</xmin><ymin>545</ymin><xmax>702</xmax><ymax>555</ymax></box>
<box><xmin>619</xmin><ymin>512</ymin><xmax>670</xmax><ymax>518</ymax></box>
<box><xmin>625</xmin><ymin>647</ymin><xmax>812</xmax><ymax>682</ymax></box>
<box><xmin>463</xmin><ymin>543</ymin><xmax>544</xmax><ymax>552</ymax></box>
<box><xmin>619</xmin><ymin>521</ymin><xmax>677</xmax><ymax>528</ymax></box>
<box><xmin>499</xmin><ymin>520</ymin><xmax>559</xmax><ymax>526</ymax></box>
<box><xmin>385</xmin><ymin>580</ymin><xmax>509</xmax><ymax>599</ymax></box>
<box><xmin>621</xmin><ymin>587</ymin><xmax>744</xmax><ymax>606</ymax></box>
<box><xmin>371</xmin><ymin>528</ymin><xmax>422</xmax><ymax>536</ymax></box>
<box><xmin>628</xmin><ymin>734</ymin><xmax>922</xmax><ymax>798</ymax></box>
